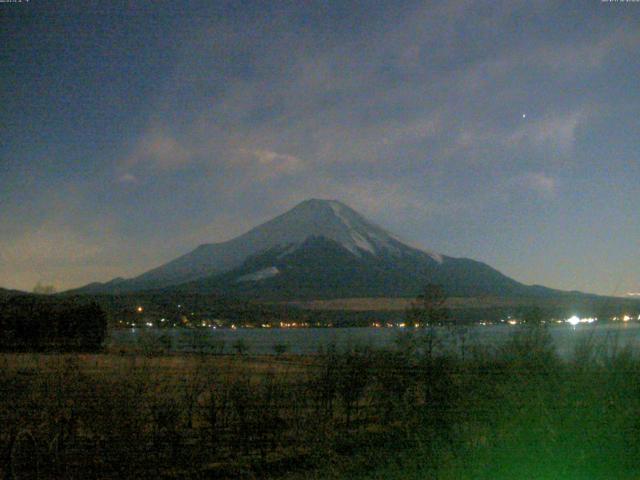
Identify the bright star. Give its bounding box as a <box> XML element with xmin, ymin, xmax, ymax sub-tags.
<box><xmin>522</xmin><ymin>113</ymin><xmax>526</xmax><ymax>119</ymax></box>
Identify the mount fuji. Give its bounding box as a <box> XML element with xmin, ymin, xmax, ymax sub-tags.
<box><xmin>74</xmin><ymin>199</ymin><xmax>560</xmax><ymax>299</ymax></box>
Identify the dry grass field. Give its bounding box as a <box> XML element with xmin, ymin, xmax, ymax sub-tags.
<box><xmin>3</xmin><ymin>328</ymin><xmax>640</xmax><ymax>479</ymax></box>
<box><xmin>0</xmin><ymin>348</ymin><xmax>420</xmax><ymax>479</ymax></box>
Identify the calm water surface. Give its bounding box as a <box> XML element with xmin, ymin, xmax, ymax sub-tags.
<box><xmin>109</xmin><ymin>323</ymin><xmax>640</xmax><ymax>358</ymax></box>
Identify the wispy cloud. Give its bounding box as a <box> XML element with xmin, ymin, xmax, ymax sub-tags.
<box><xmin>122</xmin><ymin>130</ymin><xmax>193</xmax><ymax>171</ymax></box>
<box><xmin>513</xmin><ymin>172</ymin><xmax>558</xmax><ymax>198</ymax></box>
<box><xmin>507</xmin><ymin>110</ymin><xmax>588</xmax><ymax>153</ymax></box>
<box><xmin>532</xmin><ymin>26</ymin><xmax>640</xmax><ymax>73</ymax></box>
<box><xmin>118</xmin><ymin>173</ymin><xmax>138</xmax><ymax>184</ymax></box>
<box><xmin>243</xmin><ymin>148</ymin><xmax>304</xmax><ymax>176</ymax></box>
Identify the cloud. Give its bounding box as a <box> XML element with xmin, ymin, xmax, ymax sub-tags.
<box><xmin>515</xmin><ymin>172</ymin><xmax>558</xmax><ymax>198</ymax></box>
<box><xmin>118</xmin><ymin>173</ymin><xmax>138</xmax><ymax>183</ymax></box>
<box><xmin>246</xmin><ymin>149</ymin><xmax>304</xmax><ymax>175</ymax></box>
<box><xmin>133</xmin><ymin>3</ymin><xmax>628</xmax><ymax>189</ymax></box>
<box><xmin>123</xmin><ymin>130</ymin><xmax>193</xmax><ymax>171</ymax></box>
<box><xmin>532</xmin><ymin>26</ymin><xmax>640</xmax><ymax>73</ymax></box>
<box><xmin>447</xmin><ymin>109</ymin><xmax>588</xmax><ymax>166</ymax></box>
<box><xmin>507</xmin><ymin>111</ymin><xmax>587</xmax><ymax>153</ymax></box>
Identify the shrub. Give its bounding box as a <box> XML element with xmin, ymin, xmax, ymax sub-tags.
<box><xmin>232</xmin><ymin>338</ymin><xmax>250</xmax><ymax>355</ymax></box>
<box><xmin>273</xmin><ymin>342</ymin><xmax>289</xmax><ymax>356</ymax></box>
<box><xmin>336</xmin><ymin>346</ymin><xmax>373</xmax><ymax>428</ymax></box>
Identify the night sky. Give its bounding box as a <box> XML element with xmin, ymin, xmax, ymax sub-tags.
<box><xmin>1</xmin><ymin>1</ymin><xmax>638</xmax><ymax>295</ymax></box>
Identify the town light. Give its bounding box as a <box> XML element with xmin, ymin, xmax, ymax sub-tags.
<box><xmin>567</xmin><ymin>316</ymin><xmax>580</xmax><ymax>326</ymax></box>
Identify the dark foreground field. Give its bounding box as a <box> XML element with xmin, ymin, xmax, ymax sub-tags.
<box><xmin>2</xmin><ymin>326</ymin><xmax>640</xmax><ymax>479</ymax></box>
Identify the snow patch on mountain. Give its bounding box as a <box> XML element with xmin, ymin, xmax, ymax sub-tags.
<box><xmin>350</xmin><ymin>231</ymin><xmax>375</xmax><ymax>254</ymax></box>
<box><xmin>429</xmin><ymin>252</ymin><xmax>444</xmax><ymax>263</ymax></box>
<box><xmin>277</xmin><ymin>244</ymin><xmax>298</xmax><ymax>259</ymax></box>
<box><xmin>328</xmin><ymin>201</ymin><xmax>375</xmax><ymax>254</ymax></box>
<box><xmin>328</xmin><ymin>200</ymin><xmax>406</xmax><ymax>255</ymax></box>
<box><xmin>237</xmin><ymin>266</ymin><xmax>280</xmax><ymax>282</ymax></box>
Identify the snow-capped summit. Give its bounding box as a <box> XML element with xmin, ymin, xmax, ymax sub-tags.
<box><xmin>120</xmin><ymin>198</ymin><xmax>443</xmax><ymax>289</ymax></box>
<box><xmin>232</xmin><ymin>198</ymin><xmax>433</xmax><ymax>259</ymax></box>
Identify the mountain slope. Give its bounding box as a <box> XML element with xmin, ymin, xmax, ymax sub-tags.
<box><xmin>172</xmin><ymin>236</ymin><xmax>524</xmax><ymax>298</ymax></box>
<box><xmin>74</xmin><ymin>199</ymin><xmax>437</xmax><ymax>293</ymax></box>
<box><xmin>71</xmin><ymin>198</ymin><xmax>569</xmax><ymax>300</ymax></box>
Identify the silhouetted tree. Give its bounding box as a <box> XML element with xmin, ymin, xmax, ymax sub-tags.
<box><xmin>406</xmin><ymin>284</ymin><xmax>450</xmax><ymax>327</ymax></box>
<box><xmin>0</xmin><ymin>298</ymin><xmax>107</xmax><ymax>352</ymax></box>
<box><xmin>336</xmin><ymin>346</ymin><xmax>372</xmax><ymax>428</ymax></box>
<box><xmin>406</xmin><ymin>284</ymin><xmax>451</xmax><ymax>357</ymax></box>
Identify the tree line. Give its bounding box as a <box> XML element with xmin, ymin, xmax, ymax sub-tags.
<box><xmin>0</xmin><ymin>296</ymin><xmax>107</xmax><ymax>352</ymax></box>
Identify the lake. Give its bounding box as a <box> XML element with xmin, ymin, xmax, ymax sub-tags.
<box><xmin>108</xmin><ymin>322</ymin><xmax>640</xmax><ymax>358</ymax></box>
